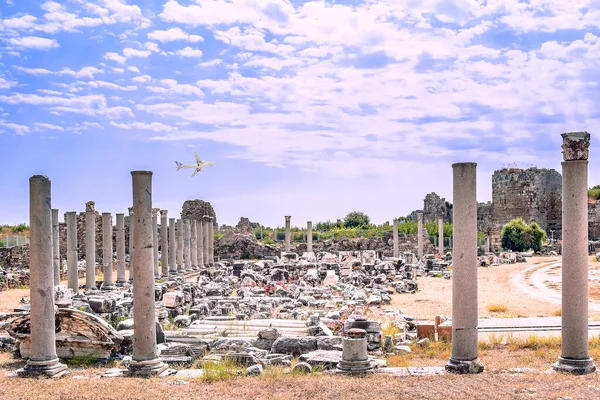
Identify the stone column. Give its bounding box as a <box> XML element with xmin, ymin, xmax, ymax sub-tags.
<box><xmin>176</xmin><ymin>219</ymin><xmax>185</xmax><ymax>274</ymax></box>
<box><xmin>85</xmin><ymin>201</ymin><xmax>96</xmax><ymax>292</ymax></box>
<box><xmin>307</xmin><ymin>221</ymin><xmax>313</xmax><ymax>253</ymax></box>
<box><xmin>52</xmin><ymin>208</ymin><xmax>60</xmax><ymax>286</ymax></box>
<box><xmin>127</xmin><ymin>171</ymin><xmax>167</xmax><ymax>377</ymax></box>
<box><xmin>128</xmin><ymin>207</ymin><xmax>134</xmax><ymax>283</ymax></box>
<box><xmin>553</xmin><ymin>131</ymin><xmax>596</xmax><ymax>375</ymax></box>
<box><xmin>116</xmin><ymin>213</ymin><xmax>126</xmax><ymax>286</ymax></box>
<box><xmin>203</xmin><ymin>216</ymin><xmax>210</xmax><ymax>266</ymax></box>
<box><xmin>152</xmin><ymin>208</ymin><xmax>159</xmax><ymax>278</ymax></box>
<box><xmin>446</xmin><ymin>162</ymin><xmax>483</xmax><ymax>374</ymax></box>
<box><xmin>417</xmin><ymin>212</ymin><xmax>424</xmax><ymax>259</ymax></box>
<box><xmin>284</xmin><ymin>216</ymin><xmax>291</xmax><ymax>252</ymax></box>
<box><xmin>393</xmin><ymin>218</ymin><xmax>399</xmax><ymax>258</ymax></box>
<box><xmin>190</xmin><ymin>219</ymin><xmax>198</xmax><ymax>270</ymax></box>
<box><xmin>160</xmin><ymin>210</ymin><xmax>169</xmax><ymax>277</ymax></box>
<box><xmin>438</xmin><ymin>218</ymin><xmax>444</xmax><ymax>256</ymax></box>
<box><xmin>66</xmin><ymin>211</ymin><xmax>78</xmax><ymax>293</ymax></box>
<box><xmin>17</xmin><ymin>175</ymin><xmax>68</xmax><ymax>378</ymax></box>
<box><xmin>101</xmin><ymin>213</ymin><xmax>115</xmax><ymax>290</ymax></box>
<box><xmin>484</xmin><ymin>236</ymin><xmax>490</xmax><ymax>254</ymax></box>
<box><xmin>169</xmin><ymin>218</ymin><xmax>177</xmax><ymax>275</ymax></box>
<box><xmin>184</xmin><ymin>219</ymin><xmax>191</xmax><ymax>271</ymax></box>
<box><xmin>336</xmin><ymin>328</ymin><xmax>373</xmax><ymax>375</ymax></box>
<box><xmin>208</xmin><ymin>217</ymin><xmax>215</xmax><ymax>265</ymax></box>
<box><xmin>197</xmin><ymin>219</ymin><xmax>205</xmax><ymax>268</ymax></box>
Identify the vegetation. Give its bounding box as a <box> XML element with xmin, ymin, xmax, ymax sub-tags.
<box><xmin>486</xmin><ymin>303</ymin><xmax>508</xmax><ymax>313</ymax></box>
<box><xmin>500</xmin><ymin>218</ymin><xmax>547</xmax><ymax>253</ymax></box>
<box><xmin>342</xmin><ymin>211</ymin><xmax>370</xmax><ymax>228</ymax></box>
<box><xmin>589</xmin><ymin>185</ymin><xmax>600</xmax><ymax>200</ymax></box>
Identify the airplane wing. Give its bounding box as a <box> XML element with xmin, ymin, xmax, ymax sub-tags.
<box><xmin>194</xmin><ymin>152</ymin><xmax>202</xmax><ymax>165</ymax></box>
<box><xmin>191</xmin><ymin>168</ymin><xmax>201</xmax><ymax>177</ymax></box>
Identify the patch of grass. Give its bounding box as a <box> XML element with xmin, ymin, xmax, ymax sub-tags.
<box><xmin>552</xmin><ymin>308</ymin><xmax>562</xmax><ymax>316</ymax></box>
<box><xmin>201</xmin><ymin>360</ymin><xmax>242</xmax><ymax>383</ymax></box>
<box><xmin>506</xmin><ymin>335</ymin><xmax>562</xmax><ymax>351</ymax></box>
<box><xmin>381</xmin><ymin>321</ymin><xmax>403</xmax><ymax>338</ymax></box>
<box><xmin>486</xmin><ymin>303</ymin><xmax>508</xmax><ymax>313</ymax></box>
<box><xmin>385</xmin><ymin>354</ymin><xmax>411</xmax><ymax>367</ymax></box>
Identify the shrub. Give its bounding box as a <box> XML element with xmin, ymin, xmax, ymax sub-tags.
<box><xmin>343</xmin><ymin>211</ymin><xmax>370</xmax><ymax>228</ymax></box>
<box><xmin>501</xmin><ymin>218</ymin><xmax>547</xmax><ymax>252</ymax></box>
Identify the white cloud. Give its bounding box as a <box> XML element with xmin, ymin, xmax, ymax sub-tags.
<box><xmin>147</xmin><ymin>27</ymin><xmax>204</xmax><ymax>43</ymax></box>
<box><xmin>174</xmin><ymin>47</ymin><xmax>203</xmax><ymax>58</ymax></box>
<box><xmin>0</xmin><ymin>78</ymin><xmax>17</xmax><ymax>89</ymax></box>
<box><xmin>0</xmin><ymin>120</ymin><xmax>30</xmax><ymax>135</ymax></box>
<box><xmin>127</xmin><ymin>66</ymin><xmax>140</xmax><ymax>73</ymax></box>
<box><xmin>110</xmin><ymin>120</ymin><xmax>177</xmax><ymax>132</ymax></box>
<box><xmin>86</xmin><ymin>80</ymin><xmax>137</xmax><ymax>91</ymax></box>
<box><xmin>8</xmin><ymin>36</ymin><xmax>59</xmax><ymax>50</ymax></box>
<box><xmin>197</xmin><ymin>59</ymin><xmax>223</xmax><ymax>67</ymax></box>
<box><xmin>132</xmin><ymin>74</ymin><xmax>151</xmax><ymax>83</ymax></box>
<box><xmin>33</xmin><ymin>122</ymin><xmax>65</xmax><ymax>131</ymax></box>
<box><xmin>123</xmin><ymin>48</ymin><xmax>151</xmax><ymax>58</ymax></box>
<box><xmin>104</xmin><ymin>52</ymin><xmax>127</xmax><ymax>64</ymax></box>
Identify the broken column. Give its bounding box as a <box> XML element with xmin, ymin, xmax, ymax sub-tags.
<box><xmin>208</xmin><ymin>217</ymin><xmax>215</xmax><ymax>265</ymax></box>
<box><xmin>127</xmin><ymin>171</ymin><xmax>167</xmax><ymax>377</ymax></box>
<box><xmin>116</xmin><ymin>213</ymin><xmax>127</xmax><ymax>286</ymax></box>
<box><xmin>307</xmin><ymin>221</ymin><xmax>313</xmax><ymax>253</ymax></box>
<box><xmin>553</xmin><ymin>131</ymin><xmax>596</xmax><ymax>375</ymax></box>
<box><xmin>17</xmin><ymin>175</ymin><xmax>68</xmax><ymax>378</ymax></box>
<box><xmin>184</xmin><ymin>219</ymin><xmax>191</xmax><ymax>271</ymax></box>
<box><xmin>102</xmin><ymin>212</ymin><xmax>115</xmax><ymax>290</ymax></box>
<box><xmin>176</xmin><ymin>219</ymin><xmax>184</xmax><ymax>274</ymax></box>
<box><xmin>85</xmin><ymin>201</ymin><xmax>96</xmax><ymax>293</ymax></box>
<box><xmin>393</xmin><ymin>218</ymin><xmax>399</xmax><ymax>258</ymax></box>
<box><xmin>160</xmin><ymin>210</ymin><xmax>169</xmax><ymax>277</ymax></box>
<box><xmin>336</xmin><ymin>328</ymin><xmax>373</xmax><ymax>375</ymax></box>
<box><xmin>66</xmin><ymin>211</ymin><xmax>78</xmax><ymax>293</ymax></box>
<box><xmin>152</xmin><ymin>208</ymin><xmax>159</xmax><ymax>278</ymax></box>
<box><xmin>484</xmin><ymin>236</ymin><xmax>490</xmax><ymax>254</ymax></box>
<box><xmin>190</xmin><ymin>219</ymin><xmax>198</xmax><ymax>270</ymax></box>
<box><xmin>203</xmin><ymin>215</ymin><xmax>210</xmax><ymax>266</ymax></box>
<box><xmin>52</xmin><ymin>208</ymin><xmax>60</xmax><ymax>286</ymax></box>
<box><xmin>197</xmin><ymin>219</ymin><xmax>204</xmax><ymax>268</ymax></box>
<box><xmin>128</xmin><ymin>207</ymin><xmax>134</xmax><ymax>283</ymax></box>
<box><xmin>284</xmin><ymin>216</ymin><xmax>291</xmax><ymax>252</ymax></box>
<box><xmin>168</xmin><ymin>217</ymin><xmax>177</xmax><ymax>275</ymax></box>
<box><xmin>417</xmin><ymin>212</ymin><xmax>424</xmax><ymax>259</ymax></box>
<box><xmin>438</xmin><ymin>218</ymin><xmax>444</xmax><ymax>256</ymax></box>
<box><xmin>445</xmin><ymin>162</ymin><xmax>483</xmax><ymax>374</ymax></box>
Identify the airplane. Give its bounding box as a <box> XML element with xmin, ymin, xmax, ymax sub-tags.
<box><xmin>175</xmin><ymin>152</ymin><xmax>215</xmax><ymax>177</ymax></box>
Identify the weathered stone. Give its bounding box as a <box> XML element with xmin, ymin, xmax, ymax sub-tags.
<box><xmin>271</xmin><ymin>337</ymin><xmax>317</xmax><ymax>356</ymax></box>
<box><xmin>246</xmin><ymin>364</ymin><xmax>263</xmax><ymax>376</ymax></box>
<box><xmin>292</xmin><ymin>362</ymin><xmax>312</xmax><ymax>374</ymax></box>
<box><xmin>561</xmin><ymin>131</ymin><xmax>591</xmax><ymax>161</ymax></box>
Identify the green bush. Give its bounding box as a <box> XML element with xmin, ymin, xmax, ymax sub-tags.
<box><xmin>343</xmin><ymin>211</ymin><xmax>370</xmax><ymax>228</ymax></box>
<box><xmin>589</xmin><ymin>185</ymin><xmax>600</xmax><ymax>200</ymax></box>
<box><xmin>13</xmin><ymin>224</ymin><xmax>29</xmax><ymax>233</ymax></box>
<box><xmin>500</xmin><ymin>218</ymin><xmax>547</xmax><ymax>252</ymax></box>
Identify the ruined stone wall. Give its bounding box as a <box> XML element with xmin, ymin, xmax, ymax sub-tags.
<box><xmin>491</xmin><ymin>167</ymin><xmax>562</xmax><ymax>237</ymax></box>
<box><xmin>181</xmin><ymin>199</ymin><xmax>217</xmax><ymax>229</ymax></box>
<box><xmin>589</xmin><ymin>200</ymin><xmax>600</xmax><ymax>240</ymax></box>
<box><xmin>422</xmin><ymin>192</ymin><xmax>453</xmax><ymax>223</ymax></box>
<box><xmin>477</xmin><ymin>202</ymin><xmax>494</xmax><ymax>234</ymax></box>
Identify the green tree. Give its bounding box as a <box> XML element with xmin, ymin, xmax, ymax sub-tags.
<box><xmin>343</xmin><ymin>211</ymin><xmax>370</xmax><ymax>228</ymax></box>
<box><xmin>501</xmin><ymin>218</ymin><xmax>547</xmax><ymax>253</ymax></box>
<box><xmin>589</xmin><ymin>185</ymin><xmax>600</xmax><ymax>200</ymax></box>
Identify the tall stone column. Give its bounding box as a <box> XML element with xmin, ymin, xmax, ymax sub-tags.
<box><xmin>203</xmin><ymin>216</ymin><xmax>210</xmax><ymax>266</ymax></box>
<box><xmin>438</xmin><ymin>218</ymin><xmax>444</xmax><ymax>256</ymax></box>
<box><xmin>190</xmin><ymin>220</ymin><xmax>198</xmax><ymax>270</ymax></box>
<box><xmin>208</xmin><ymin>216</ymin><xmax>215</xmax><ymax>265</ymax></box>
<box><xmin>85</xmin><ymin>201</ymin><xmax>96</xmax><ymax>292</ymax></box>
<box><xmin>184</xmin><ymin>219</ymin><xmax>191</xmax><ymax>271</ymax></box>
<box><xmin>152</xmin><ymin>208</ymin><xmax>159</xmax><ymax>278</ymax></box>
<box><xmin>307</xmin><ymin>221</ymin><xmax>313</xmax><ymax>253</ymax></box>
<box><xmin>393</xmin><ymin>218</ymin><xmax>399</xmax><ymax>258</ymax></box>
<box><xmin>102</xmin><ymin>213</ymin><xmax>115</xmax><ymax>290</ymax></box>
<box><xmin>52</xmin><ymin>209</ymin><xmax>60</xmax><ymax>286</ymax></box>
<box><xmin>127</xmin><ymin>171</ymin><xmax>167</xmax><ymax>377</ymax></box>
<box><xmin>128</xmin><ymin>207</ymin><xmax>134</xmax><ymax>283</ymax></box>
<box><xmin>17</xmin><ymin>175</ymin><xmax>68</xmax><ymax>378</ymax></box>
<box><xmin>197</xmin><ymin>219</ymin><xmax>205</xmax><ymax>268</ymax></box>
<box><xmin>176</xmin><ymin>219</ymin><xmax>185</xmax><ymax>274</ymax></box>
<box><xmin>116</xmin><ymin>213</ymin><xmax>126</xmax><ymax>286</ymax></box>
<box><xmin>66</xmin><ymin>211</ymin><xmax>78</xmax><ymax>293</ymax></box>
<box><xmin>284</xmin><ymin>216</ymin><xmax>291</xmax><ymax>252</ymax></box>
<box><xmin>169</xmin><ymin>218</ymin><xmax>177</xmax><ymax>275</ymax></box>
<box><xmin>160</xmin><ymin>210</ymin><xmax>169</xmax><ymax>277</ymax></box>
<box><xmin>553</xmin><ymin>131</ymin><xmax>596</xmax><ymax>375</ymax></box>
<box><xmin>417</xmin><ymin>212</ymin><xmax>424</xmax><ymax>259</ymax></box>
<box><xmin>446</xmin><ymin>162</ymin><xmax>483</xmax><ymax>374</ymax></box>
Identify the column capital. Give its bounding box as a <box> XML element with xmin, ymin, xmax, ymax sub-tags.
<box><xmin>85</xmin><ymin>201</ymin><xmax>96</xmax><ymax>212</ymax></box>
<box><xmin>160</xmin><ymin>209</ymin><xmax>168</xmax><ymax>217</ymax></box>
<box><xmin>562</xmin><ymin>131</ymin><xmax>591</xmax><ymax>161</ymax></box>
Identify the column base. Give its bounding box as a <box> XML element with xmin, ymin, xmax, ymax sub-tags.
<box><xmin>84</xmin><ymin>288</ymin><xmax>99</xmax><ymax>295</ymax></box>
<box><xmin>126</xmin><ymin>358</ymin><xmax>168</xmax><ymax>377</ymax></box>
<box><xmin>16</xmin><ymin>358</ymin><xmax>69</xmax><ymax>378</ymax></box>
<box><xmin>101</xmin><ymin>283</ymin><xmax>117</xmax><ymax>291</ymax></box>
<box><xmin>115</xmin><ymin>280</ymin><xmax>128</xmax><ymax>287</ymax></box>
<box><xmin>336</xmin><ymin>360</ymin><xmax>374</xmax><ymax>376</ymax></box>
<box><xmin>445</xmin><ymin>357</ymin><xmax>484</xmax><ymax>374</ymax></box>
<box><xmin>553</xmin><ymin>356</ymin><xmax>596</xmax><ymax>375</ymax></box>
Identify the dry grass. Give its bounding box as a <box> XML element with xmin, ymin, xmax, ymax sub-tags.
<box><xmin>486</xmin><ymin>303</ymin><xmax>508</xmax><ymax>313</ymax></box>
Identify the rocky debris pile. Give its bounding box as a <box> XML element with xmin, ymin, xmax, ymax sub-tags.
<box><xmin>216</xmin><ymin>230</ymin><xmax>279</xmax><ymax>260</ymax></box>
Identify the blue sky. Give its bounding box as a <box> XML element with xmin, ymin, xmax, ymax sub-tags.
<box><xmin>1</xmin><ymin>0</ymin><xmax>600</xmax><ymax>228</ymax></box>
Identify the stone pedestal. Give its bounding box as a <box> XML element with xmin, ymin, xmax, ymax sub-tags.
<box><xmin>438</xmin><ymin>218</ymin><xmax>444</xmax><ymax>256</ymax></box>
<box><xmin>65</xmin><ymin>211</ymin><xmax>78</xmax><ymax>293</ymax></box>
<box><xmin>445</xmin><ymin>162</ymin><xmax>484</xmax><ymax>374</ymax></box>
<box><xmin>553</xmin><ymin>131</ymin><xmax>596</xmax><ymax>375</ymax></box>
<box><xmin>336</xmin><ymin>328</ymin><xmax>373</xmax><ymax>375</ymax></box>
<box><xmin>168</xmin><ymin>218</ymin><xmax>177</xmax><ymax>275</ymax></box>
<box><xmin>17</xmin><ymin>175</ymin><xmax>68</xmax><ymax>378</ymax></box>
<box><xmin>197</xmin><ymin>219</ymin><xmax>204</xmax><ymax>268</ymax></box>
<box><xmin>284</xmin><ymin>216</ymin><xmax>291</xmax><ymax>252</ymax></box>
<box><xmin>184</xmin><ymin>219</ymin><xmax>191</xmax><ymax>271</ymax></box>
<box><xmin>127</xmin><ymin>171</ymin><xmax>167</xmax><ymax>377</ymax></box>
<box><xmin>102</xmin><ymin>213</ymin><xmax>116</xmax><ymax>290</ymax></box>
<box><xmin>393</xmin><ymin>218</ymin><xmax>399</xmax><ymax>258</ymax></box>
<box><xmin>208</xmin><ymin>217</ymin><xmax>215</xmax><ymax>265</ymax></box>
<box><xmin>307</xmin><ymin>221</ymin><xmax>313</xmax><ymax>253</ymax></box>
<box><xmin>116</xmin><ymin>213</ymin><xmax>127</xmax><ymax>286</ymax></box>
<box><xmin>128</xmin><ymin>207</ymin><xmax>134</xmax><ymax>283</ymax></box>
<box><xmin>417</xmin><ymin>213</ymin><xmax>424</xmax><ymax>259</ymax></box>
<box><xmin>190</xmin><ymin>219</ymin><xmax>198</xmax><ymax>270</ymax></box>
<box><xmin>52</xmin><ymin>209</ymin><xmax>60</xmax><ymax>286</ymax></box>
<box><xmin>176</xmin><ymin>219</ymin><xmax>185</xmax><ymax>274</ymax></box>
<box><xmin>85</xmin><ymin>201</ymin><xmax>96</xmax><ymax>293</ymax></box>
<box><xmin>160</xmin><ymin>210</ymin><xmax>169</xmax><ymax>277</ymax></box>
<box><xmin>152</xmin><ymin>208</ymin><xmax>159</xmax><ymax>278</ymax></box>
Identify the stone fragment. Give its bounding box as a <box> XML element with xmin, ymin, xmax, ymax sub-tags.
<box><xmin>271</xmin><ymin>337</ymin><xmax>317</xmax><ymax>357</ymax></box>
<box><xmin>246</xmin><ymin>364</ymin><xmax>263</xmax><ymax>376</ymax></box>
<box><xmin>292</xmin><ymin>362</ymin><xmax>312</xmax><ymax>374</ymax></box>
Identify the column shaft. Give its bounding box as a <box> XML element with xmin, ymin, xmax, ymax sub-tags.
<box><xmin>417</xmin><ymin>213</ymin><xmax>424</xmax><ymax>259</ymax></box>
<box><xmin>152</xmin><ymin>209</ymin><xmax>159</xmax><ymax>278</ymax></box>
<box><xmin>116</xmin><ymin>213</ymin><xmax>126</xmax><ymax>285</ymax></box>
<box><xmin>208</xmin><ymin>219</ymin><xmax>214</xmax><ymax>265</ymax></box>
<box><xmin>190</xmin><ymin>220</ymin><xmax>198</xmax><ymax>268</ymax></box>
<box><xmin>307</xmin><ymin>221</ymin><xmax>313</xmax><ymax>253</ymax></box>
<box><xmin>169</xmin><ymin>218</ymin><xmax>176</xmax><ymax>274</ymax></box>
<box><xmin>197</xmin><ymin>220</ymin><xmax>204</xmax><ymax>267</ymax></box>
<box><xmin>284</xmin><ymin>216</ymin><xmax>291</xmax><ymax>252</ymax></box>
<box><xmin>393</xmin><ymin>218</ymin><xmax>399</xmax><ymax>258</ymax></box>
<box><xmin>85</xmin><ymin>202</ymin><xmax>96</xmax><ymax>291</ymax></box>
<box><xmin>160</xmin><ymin>210</ymin><xmax>169</xmax><ymax>277</ymax></box>
<box><xmin>203</xmin><ymin>217</ymin><xmax>209</xmax><ymax>266</ymax></box>
<box><xmin>184</xmin><ymin>220</ymin><xmax>191</xmax><ymax>271</ymax></box>
<box><xmin>66</xmin><ymin>211</ymin><xmax>78</xmax><ymax>292</ymax></box>
<box><xmin>102</xmin><ymin>213</ymin><xmax>114</xmax><ymax>288</ymax></box>
<box><xmin>438</xmin><ymin>218</ymin><xmax>444</xmax><ymax>256</ymax></box>
<box><xmin>52</xmin><ymin>209</ymin><xmax>60</xmax><ymax>286</ymax></box>
<box><xmin>176</xmin><ymin>219</ymin><xmax>185</xmax><ymax>273</ymax></box>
